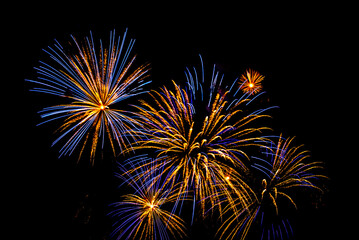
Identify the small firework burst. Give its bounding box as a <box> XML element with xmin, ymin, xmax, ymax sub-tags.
<box><xmin>239</xmin><ymin>69</ymin><xmax>264</xmax><ymax>95</ymax></box>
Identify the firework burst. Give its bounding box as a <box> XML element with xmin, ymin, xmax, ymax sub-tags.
<box><xmin>109</xmin><ymin>157</ymin><xmax>187</xmax><ymax>240</ymax></box>
<box><xmin>27</xmin><ymin>29</ymin><xmax>150</xmax><ymax>163</ymax></box>
<box><xmin>26</xmin><ymin>27</ymin><xmax>329</xmax><ymax>240</ymax></box>
<box><xmin>254</xmin><ymin>135</ymin><xmax>326</xmax><ymax>211</ymax></box>
<box><xmin>217</xmin><ymin>135</ymin><xmax>326</xmax><ymax>240</ymax></box>
<box><xmin>239</xmin><ymin>69</ymin><xmax>264</xmax><ymax>95</ymax></box>
<box><xmin>128</xmin><ymin>56</ymin><xmax>273</xmax><ymax>220</ymax></box>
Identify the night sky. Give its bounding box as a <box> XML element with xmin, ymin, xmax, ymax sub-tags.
<box><xmin>17</xmin><ymin>5</ymin><xmax>352</xmax><ymax>240</ymax></box>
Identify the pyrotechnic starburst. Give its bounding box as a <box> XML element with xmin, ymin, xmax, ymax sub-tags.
<box><xmin>217</xmin><ymin>135</ymin><xmax>326</xmax><ymax>240</ymax></box>
<box><xmin>239</xmin><ymin>69</ymin><xmax>264</xmax><ymax>95</ymax></box>
<box><xmin>129</xmin><ymin>56</ymin><xmax>273</xmax><ymax>220</ymax></box>
<box><xmin>109</xmin><ymin>157</ymin><xmax>187</xmax><ymax>240</ymax></box>
<box><xmin>254</xmin><ymin>136</ymin><xmax>325</xmax><ymax>210</ymax></box>
<box><xmin>27</xmin><ymin>29</ymin><xmax>328</xmax><ymax>239</ymax></box>
<box><xmin>27</xmin><ymin>29</ymin><xmax>151</xmax><ymax>163</ymax></box>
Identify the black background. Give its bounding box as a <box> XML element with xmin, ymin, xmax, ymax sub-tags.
<box><xmin>14</xmin><ymin>3</ymin><xmax>353</xmax><ymax>240</ymax></box>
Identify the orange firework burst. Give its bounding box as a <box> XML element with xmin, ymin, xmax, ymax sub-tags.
<box><xmin>239</xmin><ymin>69</ymin><xmax>264</xmax><ymax>95</ymax></box>
<box><xmin>127</xmin><ymin>58</ymin><xmax>272</xmax><ymax>220</ymax></box>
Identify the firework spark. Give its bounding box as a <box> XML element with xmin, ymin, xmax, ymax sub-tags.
<box><xmin>129</xmin><ymin>56</ymin><xmax>272</xmax><ymax>220</ymax></box>
<box><xmin>109</xmin><ymin>157</ymin><xmax>187</xmax><ymax>240</ymax></box>
<box><xmin>27</xmin><ymin>29</ymin><xmax>150</xmax><ymax>163</ymax></box>
<box><xmin>239</xmin><ymin>69</ymin><xmax>264</xmax><ymax>95</ymax></box>
<box><xmin>217</xmin><ymin>135</ymin><xmax>326</xmax><ymax>240</ymax></box>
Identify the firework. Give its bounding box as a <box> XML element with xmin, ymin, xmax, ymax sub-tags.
<box><xmin>239</xmin><ymin>69</ymin><xmax>264</xmax><ymax>95</ymax></box>
<box><xmin>217</xmin><ymin>135</ymin><xmax>326</xmax><ymax>240</ymax></box>
<box><xmin>27</xmin><ymin>29</ymin><xmax>150</xmax><ymax>162</ymax></box>
<box><xmin>254</xmin><ymin>135</ymin><xmax>325</xmax><ymax>212</ymax></box>
<box><xmin>129</xmin><ymin>56</ymin><xmax>272</xmax><ymax>220</ymax></box>
<box><xmin>109</xmin><ymin>157</ymin><xmax>187</xmax><ymax>240</ymax></box>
